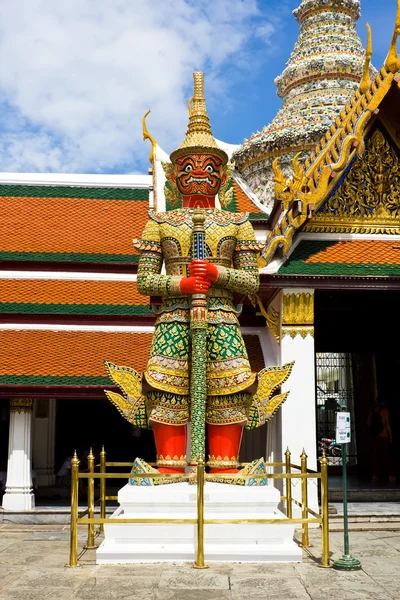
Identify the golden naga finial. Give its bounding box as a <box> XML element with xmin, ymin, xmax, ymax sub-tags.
<box><xmin>385</xmin><ymin>0</ymin><xmax>400</xmax><ymax>73</ymax></box>
<box><xmin>142</xmin><ymin>109</ymin><xmax>157</xmax><ymax>165</ymax></box>
<box><xmin>170</xmin><ymin>72</ymin><xmax>227</xmax><ymax>164</ymax></box>
<box><xmin>360</xmin><ymin>23</ymin><xmax>373</xmax><ymax>94</ymax></box>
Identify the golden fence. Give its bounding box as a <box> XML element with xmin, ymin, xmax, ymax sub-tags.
<box><xmin>68</xmin><ymin>448</ymin><xmax>330</xmax><ymax>568</ymax></box>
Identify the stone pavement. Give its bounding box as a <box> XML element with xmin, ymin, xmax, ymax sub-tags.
<box><xmin>0</xmin><ymin>524</ymin><xmax>399</xmax><ymax>599</ymax></box>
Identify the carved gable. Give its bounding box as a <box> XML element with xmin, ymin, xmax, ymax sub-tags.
<box><xmin>304</xmin><ymin>128</ymin><xmax>400</xmax><ymax>234</ymax></box>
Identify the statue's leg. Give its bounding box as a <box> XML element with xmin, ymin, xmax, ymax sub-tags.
<box><xmin>208</xmin><ymin>423</ymin><xmax>243</xmax><ymax>474</ymax></box>
<box><xmin>152</xmin><ymin>422</ymin><xmax>187</xmax><ymax>474</ymax></box>
<box><xmin>146</xmin><ymin>390</ymin><xmax>189</xmax><ymax>473</ymax></box>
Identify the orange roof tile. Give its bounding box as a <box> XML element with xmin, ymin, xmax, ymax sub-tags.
<box><xmin>233</xmin><ymin>181</ymin><xmax>264</xmax><ymax>214</ymax></box>
<box><xmin>0</xmin><ymin>330</ymin><xmax>153</xmax><ymax>377</ymax></box>
<box><xmin>304</xmin><ymin>241</ymin><xmax>400</xmax><ymax>264</ymax></box>
<box><xmin>0</xmin><ymin>196</ymin><xmax>149</xmax><ymax>255</ymax></box>
<box><xmin>0</xmin><ymin>279</ymin><xmax>145</xmax><ymax>306</ymax></box>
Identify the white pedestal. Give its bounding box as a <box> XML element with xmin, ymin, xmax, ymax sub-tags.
<box><xmin>96</xmin><ymin>482</ymin><xmax>302</xmax><ymax>564</ymax></box>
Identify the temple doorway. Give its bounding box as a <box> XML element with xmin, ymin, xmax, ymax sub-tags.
<box><xmin>315</xmin><ymin>289</ymin><xmax>400</xmax><ymax>497</ymax></box>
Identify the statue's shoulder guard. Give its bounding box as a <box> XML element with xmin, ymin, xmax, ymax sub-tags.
<box><xmin>149</xmin><ymin>208</ymin><xmax>188</xmax><ymax>226</ymax></box>
<box><xmin>214</xmin><ymin>208</ymin><xmax>248</xmax><ymax>225</ymax></box>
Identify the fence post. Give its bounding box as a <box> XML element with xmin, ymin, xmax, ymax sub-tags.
<box><xmin>193</xmin><ymin>460</ymin><xmax>208</xmax><ymax>569</ymax></box>
<box><xmin>285</xmin><ymin>447</ymin><xmax>292</xmax><ymax>519</ymax></box>
<box><xmin>99</xmin><ymin>446</ymin><xmax>106</xmax><ymax>533</ymax></box>
<box><xmin>85</xmin><ymin>448</ymin><xmax>96</xmax><ymax>549</ymax></box>
<box><xmin>320</xmin><ymin>450</ymin><xmax>330</xmax><ymax>567</ymax></box>
<box><xmin>301</xmin><ymin>449</ymin><xmax>310</xmax><ymax>547</ymax></box>
<box><xmin>68</xmin><ymin>451</ymin><xmax>79</xmax><ymax>567</ymax></box>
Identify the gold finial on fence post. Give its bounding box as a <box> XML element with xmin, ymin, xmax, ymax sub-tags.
<box><xmin>285</xmin><ymin>447</ymin><xmax>293</xmax><ymax>519</ymax></box>
<box><xmin>85</xmin><ymin>448</ymin><xmax>97</xmax><ymax>549</ymax></box>
<box><xmin>67</xmin><ymin>450</ymin><xmax>80</xmax><ymax>567</ymax></box>
<box><xmin>320</xmin><ymin>450</ymin><xmax>331</xmax><ymax>567</ymax></box>
<box><xmin>301</xmin><ymin>449</ymin><xmax>310</xmax><ymax>548</ymax></box>
<box><xmin>99</xmin><ymin>446</ymin><xmax>106</xmax><ymax>534</ymax></box>
<box><xmin>193</xmin><ymin>459</ymin><xmax>209</xmax><ymax>569</ymax></box>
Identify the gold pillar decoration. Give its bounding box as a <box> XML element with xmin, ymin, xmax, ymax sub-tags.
<box><xmin>385</xmin><ymin>0</ymin><xmax>400</xmax><ymax>74</ymax></box>
<box><xmin>9</xmin><ymin>399</ymin><xmax>34</xmax><ymax>413</ymax></box>
<box><xmin>360</xmin><ymin>23</ymin><xmax>373</xmax><ymax>95</ymax></box>
<box><xmin>282</xmin><ymin>293</ymin><xmax>314</xmax><ymax>339</ymax></box>
<box><xmin>253</xmin><ymin>294</ymin><xmax>280</xmax><ymax>344</ymax></box>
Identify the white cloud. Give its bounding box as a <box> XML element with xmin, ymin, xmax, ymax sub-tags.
<box><xmin>0</xmin><ymin>0</ymin><xmax>275</xmax><ymax>173</ymax></box>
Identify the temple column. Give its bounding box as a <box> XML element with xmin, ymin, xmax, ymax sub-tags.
<box><xmin>280</xmin><ymin>290</ymin><xmax>318</xmax><ymax>513</ymax></box>
<box><xmin>33</xmin><ymin>399</ymin><xmax>56</xmax><ymax>487</ymax></box>
<box><xmin>2</xmin><ymin>399</ymin><xmax>35</xmax><ymax>511</ymax></box>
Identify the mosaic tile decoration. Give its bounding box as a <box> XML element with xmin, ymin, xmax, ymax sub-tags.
<box><xmin>233</xmin><ymin>0</ymin><xmax>376</xmax><ymax>210</ymax></box>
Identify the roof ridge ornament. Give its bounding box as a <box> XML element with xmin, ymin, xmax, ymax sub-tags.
<box><xmin>360</xmin><ymin>23</ymin><xmax>373</xmax><ymax>95</ymax></box>
<box><xmin>142</xmin><ymin>110</ymin><xmax>157</xmax><ymax>165</ymax></box>
<box><xmin>170</xmin><ymin>72</ymin><xmax>228</xmax><ymax>164</ymax></box>
<box><xmin>385</xmin><ymin>0</ymin><xmax>400</xmax><ymax>73</ymax></box>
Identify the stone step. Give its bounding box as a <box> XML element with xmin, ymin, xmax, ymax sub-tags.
<box><xmin>328</xmin><ymin>488</ymin><xmax>400</xmax><ymax>502</ymax></box>
<box><xmin>328</xmin><ymin>514</ymin><xmax>400</xmax><ymax>531</ymax></box>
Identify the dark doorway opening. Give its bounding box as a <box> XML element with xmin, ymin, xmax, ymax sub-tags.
<box><xmin>315</xmin><ymin>289</ymin><xmax>400</xmax><ymax>496</ymax></box>
<box><xmin>55</xmin><ymin>398</ymin><xmax>156</xmax><ymax>475</ymax></box>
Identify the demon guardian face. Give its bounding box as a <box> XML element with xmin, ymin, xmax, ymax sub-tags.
<box><xmin>173</xmin><ymin>153</ymin><xmax>225</xmax><ymax>197</ymax></box>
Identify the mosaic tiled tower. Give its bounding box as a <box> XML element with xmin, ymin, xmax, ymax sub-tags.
<box><xmin>233</xmin><ymin>0</ymin><xmax>375</xmax><ymax>209</ymax></box>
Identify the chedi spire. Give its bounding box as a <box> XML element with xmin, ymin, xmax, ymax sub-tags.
<box><xmin>233</xmin><ymin>0</ymin><xmax>376</xmax><ymax>210</ymax></box>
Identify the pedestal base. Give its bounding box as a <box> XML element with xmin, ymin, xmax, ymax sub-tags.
<box><xmin>96</xmin><ymin>482</ymin><xmax>302</xmax><ymax>564</ymax></box>
<box><xmin>2</xmin><ymin>490</ymin><xmax>35</xmax><ymax>511</ymax></box>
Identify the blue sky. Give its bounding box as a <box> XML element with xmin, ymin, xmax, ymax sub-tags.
<box><xmin>0</xmin><ymin>0</ymin><xmax>398</xmax><ymax>174</ymax></box>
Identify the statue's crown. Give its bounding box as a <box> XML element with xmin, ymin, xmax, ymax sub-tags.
<box><xmin>170</xmin><ymin>72</ymin><xmax>228</xmax><ymax>164</ymax></box>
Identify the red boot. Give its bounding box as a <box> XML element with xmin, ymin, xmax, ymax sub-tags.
<box><xmin>152</xmin><ymin>423</ymin><xmax>187</xmax><ymax>474</ymax></box>
<box><xmin>208</xmin><ymin>424</ymin><xmax>243</xmax><ymax>474</ymax></box>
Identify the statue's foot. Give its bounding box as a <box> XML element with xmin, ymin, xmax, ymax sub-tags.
<box><xmin>130</xmin><ymin>457</ymin><xmax>186</xmax><ymax>485</ymax></box>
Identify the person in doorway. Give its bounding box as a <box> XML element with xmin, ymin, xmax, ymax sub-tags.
<box><xmin>55</xmin><ymin>455</ymin><xmax>72</xmax><ymax>487</ymax></box>
<box><xmin>368</xmin><ymin>397</ymin><xmax>395</xmax><ymax>485</ymax></box>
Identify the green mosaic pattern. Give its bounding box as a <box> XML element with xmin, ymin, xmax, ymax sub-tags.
<box><xmin>151</xmin><ymin>322</ymin><xmax>190</xmax><ymax>358</ymax></box>
<box><xmin>0</xmin><ymin>185</ymin><xmax>149</xmax><ymax>200</ymax></box>
<box><xmin>278</xmin><ymin>240</ymin><xmax>400</xmax><ymax>277</ymax></box>
<box><xmin>0</xmin><ymin>251</ymin><xmax>139</xmax><ymax>263</ymax></box>
<box><xmin>0</xmin><ymin>303</ymin><xmax>151</xmax><ymax>315</ymax></box>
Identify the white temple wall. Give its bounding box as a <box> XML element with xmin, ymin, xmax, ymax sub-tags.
<box><xmin>279</xmin><ymin>289</ymin><xmax>318</xmax><ymax>515</ymax></box>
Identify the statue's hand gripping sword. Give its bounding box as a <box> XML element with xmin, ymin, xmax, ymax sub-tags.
<box><xmin>190</xmin><ymin>209</ymin><xmax>208</xmax><ymax>469</ymax></box>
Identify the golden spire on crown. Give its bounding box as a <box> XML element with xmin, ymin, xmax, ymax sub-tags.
<box><xmin>170</xmin><ymin>72</ymin><xmax>228</xmax><ymax>164</ymax></box>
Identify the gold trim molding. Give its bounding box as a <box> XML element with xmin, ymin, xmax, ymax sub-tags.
<box><xmin>10</xmin><ymin>399</ymin><xmax>34</xmax><ymax>413</ymax></box>
<box><xmin>305</xmin><ymin>129</ymin><xmax>400</xmax><ymax>234</ymax></box>
<box><xmin>252</xmin><ymin>294</ymin><xmax>280</xmax><ymax>345</ymax></box>
<box><xmin>282</xmin><ymin>293</ymin><xmax>314</xmax><ymax>326</ymax></box>
<box><xmin>282</xmin><ymin>326</ymin><xmax>314</xmax><ymax>339</ymax></box>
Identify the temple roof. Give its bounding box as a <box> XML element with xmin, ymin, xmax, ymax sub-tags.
<box><xmin>233</xmin><ymin>0</ymin><xmax>372</xmax><ymax>210</ymax></box>
<box><xmin>0</xmin><ymin>175</ymin><xmax>151</xmax><ymax>265</ymax></box>
<box><xmin>277</xmin><ymin>239</ymin><xmax>400</xmax><ymax>277</ymax></box>
<box><xmin>0</xmin><ymin>278</ymin><xmax>151</xmax><ymax>316</ymax></box>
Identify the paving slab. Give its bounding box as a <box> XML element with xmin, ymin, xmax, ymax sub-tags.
<box><xmin>159</xmin><ymin>568</ymin><xmax>230</xmax><ymax>590</ymax></box>
<box><xmin>72</xmin><ymin>577</ymin><xmax>157</xmax><ymax>599</ymax></box>
<box><xmin>230</xmin><ymin>574</ymin><xmax>310</xmax><ymax>599</ymax></box>
<box><xmin>0</xmin><ymin>525</ymin><xmax>399</xmax><ymax>599</ymax></box>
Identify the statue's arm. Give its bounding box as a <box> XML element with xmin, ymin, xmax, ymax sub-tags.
<box><xmin>214</xmin><ymin>220</ymin><xmax>260</xmax><ymax>295</ymax></box>
<box><xmin>135</xmin><ymin>220</ymin><xmax>182</xmax><ymax>297</ymax></box>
